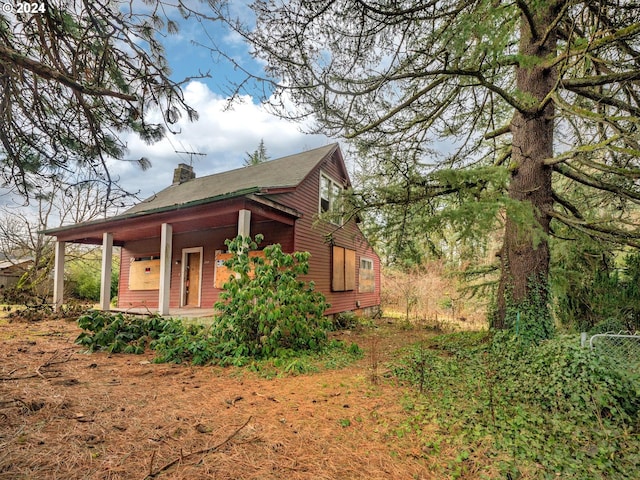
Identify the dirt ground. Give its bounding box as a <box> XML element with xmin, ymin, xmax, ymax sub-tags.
<box><xmin>0</xmin><ymin>316</ymin><xmax>456</xmax><ymax>480</ymax></box>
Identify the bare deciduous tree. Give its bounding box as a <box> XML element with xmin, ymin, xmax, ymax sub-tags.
<box><xmin>0</xmin><ymin>173</ymin><xmax>129</xmax><ymax>300</ymax></box>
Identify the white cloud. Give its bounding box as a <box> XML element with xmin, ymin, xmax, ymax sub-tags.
<box><xmin>109</xmin><ymin>81</ymin><xmax>330</xmax><ymax>199</ymax></box>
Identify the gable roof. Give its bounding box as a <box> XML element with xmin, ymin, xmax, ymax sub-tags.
<box><xmin>42</xmin><ymin>142</ymin><xmax>347</xmax><ymax>242</ymax></box>
<box><xmin>126</xmin><ymin>143</ymin><xmax>340</xmax><ymax>215</ymax></box>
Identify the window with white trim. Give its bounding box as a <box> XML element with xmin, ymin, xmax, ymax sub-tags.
<box><xmin>320</xmin><ymin>173</ymin><xmax>344</xmax><ymax>222</ymax></box>
<box><xmin>359</xmin><ymin>257</ymin><xmax>375</xmax><ymax>293</ymax></box>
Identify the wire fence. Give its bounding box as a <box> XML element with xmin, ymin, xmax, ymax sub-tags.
<box><xmin>587</xmin><ymin>332</ymin><xmax>640</xmax><ymax>375</ymax></box>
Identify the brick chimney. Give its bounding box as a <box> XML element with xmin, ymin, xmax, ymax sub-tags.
<box><xmin>172</xmin><ymin>163</ymin><xmax>195</xmax><ymax>185</ymax></box>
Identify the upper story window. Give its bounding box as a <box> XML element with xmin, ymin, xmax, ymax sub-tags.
<box><xmin>320</xmin><ymin>173</ymin><xmax>344</xmax><ymax>222</ymax></box>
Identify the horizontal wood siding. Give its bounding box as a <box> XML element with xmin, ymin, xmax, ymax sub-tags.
<box><xmin>274</xmin><ymin>150</ymin><xmax>381</xmax><ymax>314</ymax></box>
<box><xmin>118</xmin><ymin>220</ymin><xmax>295</xmax><ymax>310</ymax></box>
<box><xmin>116</xmin><ymin>150</ymin><xmax>379</xmax><ymax>316</ymax></box>
<box><xmin>253</xmin><ymin>221</ymin><xmax>294</xmax><ymax>252</ymax></box>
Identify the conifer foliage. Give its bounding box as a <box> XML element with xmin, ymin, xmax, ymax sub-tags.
<box><xmin>212</xmin><ymin>0</ymin><xmax>640</xmax><ymax>334</ymax></box>
<box><xmin>0</xmin><ymin>0</ymin><xmax>199</xmax><ymax>196</ymax></box>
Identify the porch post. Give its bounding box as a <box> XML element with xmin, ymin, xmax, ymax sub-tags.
<box><xmin>158</xmin><ymin>223</ymin><xmax>173</xmax><ymax>316</ymax></box>
<box><xmin>99</xmin><ymin>232</ymin><xmax>113</xmax><ymax>311</ymax></box>
<box><xmin>238</xmin><ymin>209</ymin><xmax>251</xmax><ymax>237</ymax></box>
<box><xmin>52</xmin><ymin>241</ymin><xmax>65</xmax><ymax>312</ymax></box>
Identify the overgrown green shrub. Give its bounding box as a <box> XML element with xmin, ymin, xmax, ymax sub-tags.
<box><xmin>77</xmin><ymin>236</ymin><xmax>333</xmax><ymax>365</ymax></box>
<box><xmin>76</xmin><ymin>310</ymin><xmax>185</xmax><ymax>354</ymax></box>
<box><xmin>588</xmin><ymin>317</ymin><xmax>631</xmax><ymax>335</ymax></box>
<box><xmin>75</xmin><ymin>309</ymin><xmax>360</xmax><ymax>370</ymax></box>
<box><xmin>490</xmin><ymin>332</ymin><xmax>640</xmax><ymax>421</ymax></box>
<box><xmin>76</xmin><ymin>310</ymin><xmax>217</xmax><ymax>363</ymax></box>
<box><xmin>68</xmin><ymin>256</ymin><xmax>119</xmax><ymax>301</ymax></box>
<box><xmin>551</xmin><ymin>232</ymin><xmax>640</xmax><ymax>332</ymax></box>
<box><xmin>151</xmin><ymin>324</ymin><xmax>220</xmax><ymax>365</ymax></box>
<box><xmin>213</xmin><ymin>234</ymin><xmax>330</xmax><ymax>359</ymax></box>
<box><xmin>393</xmin><ymin>331</ymin><xmax>640</xmax><ymax>478</ymax></box>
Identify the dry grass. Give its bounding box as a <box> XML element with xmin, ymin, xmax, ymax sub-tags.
<box><xmin>381</xmin><ymin>261</ymin><xmax>488</xmax><ymax>331</ymax></box>
<box><xmin>0</xmin><ymin>316</ymin><xmax>490</xmax><ymax>480</ymax></box>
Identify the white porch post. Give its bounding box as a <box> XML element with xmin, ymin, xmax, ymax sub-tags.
<box><xmin>158</xmin><ymin>223</ymin><xmax>173</xmax><ymax>316</ymax></box>
<box><xmin>238</xmin><ymin>209</ymin><xmax>251</xmax><ymax>237</ymax></box>
<box><xmin>99</xmin><ymin>232</ymin><xmax>113</xmax><ymax>311</ymax></box>
<box><xmin>52</xmin><ymin>241</ymin><xmax>65</xmax><ymax>312</ymax></box>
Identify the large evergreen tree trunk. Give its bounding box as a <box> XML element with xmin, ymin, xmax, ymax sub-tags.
<box><xmin>495</xmin><ymin>4</ymin><xmax>557</xmax><ymax>334</ymax></box>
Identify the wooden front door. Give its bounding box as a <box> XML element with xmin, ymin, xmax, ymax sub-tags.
<box><xmin>181</xmin><ymin>248</ymin><xmax>202</xmax><ymax>307</ymax></box>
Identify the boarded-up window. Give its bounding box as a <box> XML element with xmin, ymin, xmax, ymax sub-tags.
<box><xmin>129</xmin><ymin>257</ymin><xmax>160</xmax><ymax>290</ymax></box>
<box><xmin>332</xmin><ymin>246</ymin><xmax>355</xmax><ymax>291</ymax></box>
<box><xmin>359</xmin><ymin>257</ymin><xmax>375</xmax><ymax>293</ymax></box>
<box><xmin>214</xmin><ymin>250</ymin><xmax>266</xmax><ymax>289</ymax></box>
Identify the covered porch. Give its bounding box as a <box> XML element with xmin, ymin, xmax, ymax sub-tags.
<box><xmin>44</xmin><ymin>194</ymin><xmax>301</xmax><ymax>316</ymax></box>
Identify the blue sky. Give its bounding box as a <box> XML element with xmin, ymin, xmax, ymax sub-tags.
<box><xmin>0</xmin><ymin>2</ymin><xmax>332</xmax><ymax>226</ymax></box>
<box><xmin>108</xmin><ymin>2</ymin><xmax>331</xmax><ymax>204</ymax></box>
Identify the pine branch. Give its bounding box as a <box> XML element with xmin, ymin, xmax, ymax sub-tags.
<box><xmin>565</xmin><ymin>85</ymin><xmax>640</xmax><ymax>117</ymax></box>
<box><xmin>144</xmin><ymin>416</ymin><xmax>252</xmax><ymax>479</ymax></box>
<box><xmin>515</xmin><ymin>0</ymin><xmax>540</xmax><ymax>40</ymax></box>
<box><xmin>562</xmin><ymin>71</ymin><xmax>640</xmax><ymax>88</ymax></box>
<box><xmin>553</xmin><ymin>163</ymin><xmax>640</xmax><ymax>204</ymax></box>
<box><xmin>544</xmin><ymin>135</ymin><xmax>622</xmax><ymax>166</ymax></box>
<box><xmin>551</xmin><ymin>191</ymin><xmax>584</xmax><ymax>220</ymax></box>
<box><xmin>485</xmin><ymin>124</ymin><xmax>511</xmax><ymax>140</ymax></box>
<box><xmin>547</xmin><ymin>209</ymin><xmax>640</xmax><ymax>248</ymax></box>
<box><xmin>0</xmin><ymin>43</ymin><xmax>137</xmax><ymax>101</ymax></box>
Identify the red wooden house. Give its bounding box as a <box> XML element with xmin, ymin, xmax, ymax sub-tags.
<box><xmin>45</xmin><ymin>143</ymin><xmax>381</xmax><ymax>317</ymax></box>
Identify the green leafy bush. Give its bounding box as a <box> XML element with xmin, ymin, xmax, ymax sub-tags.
<box><xmin>76</xmin><ymin>236</ymin><xmax>334</xmax><ymax>366</ymax></box>
<box><xmin>76</xmin><ymin>310</ymin><xmax>214</xmax><ymax>363</ymax></box>
<box><xmin>75</xmin><ymin>309</ymin><xmax>359</xmax><ymax>371</ymax></box>
<box><xmin>490</xmin><ymin>333</ymin><xmax>640</xmax><ymax>422</ymax></box>
<box><xmin>212</xmin><ymin>234</ymin><xmax>330</xmax><ymax>360</ymax></box>
<box><xmin>589</xmin><ymin>317</ymin><xmax>633</xmax><ymax>335</ymax></box>
<box><xmin>552</xmin><ymin>233</ymin><xmax>640</xmax><ymax>333</ymax></box>
<box><xmin>68</xmin><ymin>255</ymin><xmax>119</xmax><ymax>301</ymax></box>
<box><xmin>151</xmin><ymin>324</ymin><xmax>219</xmax><ymax>365</ymax></box>
<box><xmin>76</xmin><ymin>310</ymin><xmax>184</xmax><ymax>354</ymax></box>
